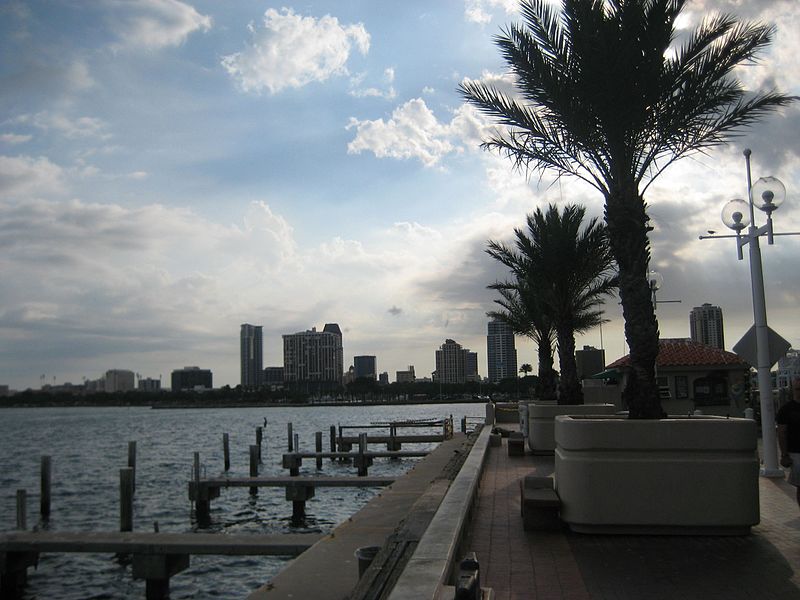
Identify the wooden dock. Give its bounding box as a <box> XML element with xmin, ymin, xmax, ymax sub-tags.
<box><xmin>0</xmin><ymin>530</ymin><xmax>323</xmax><ymax>600</ymax></box>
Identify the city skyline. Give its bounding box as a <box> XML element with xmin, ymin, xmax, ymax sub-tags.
<box><xmin>1</xmin><ymin>1</ymin><xmax>799</xmax><ymax>390</ymax></box>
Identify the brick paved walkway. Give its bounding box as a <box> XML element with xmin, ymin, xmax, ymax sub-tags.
<box><xmin>463</xmin><ymin>434</ymin><xmax>800</xmax><ymax>600</ymax></box>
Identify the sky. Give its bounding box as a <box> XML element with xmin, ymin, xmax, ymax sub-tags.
<box><xmin>1</xmin><ymin>0</ymin><xmax>799</xmax><ymax>391</ymax></box>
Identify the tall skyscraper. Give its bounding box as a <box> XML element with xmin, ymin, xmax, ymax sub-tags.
<box><xmin>240</xmin><ymin>323</ymin><xmax>263</xmax><ymax>388</ymax></box>
<box><xmin>689</xmin><ymin>303</ymin><xmax>725</xmax><ymax>349</ymax></box>
<box><xmin>435</xmin><ymin>339</ymin><xmax>478</xmax><ymax>384</ymax></box>
<box><xmin>353</xmin><ymin>355</ymin><xmax>377</xmax><ymax>380</ymax></box>
<box><xmin>283</xmin><ymin>324</ymin><xmax>344</xmax><ymax>390</ymax></box>
<box><xmin>487</xmin><ymin>318</ymin><xmax>518</xmax><ymax>383</ymax></box>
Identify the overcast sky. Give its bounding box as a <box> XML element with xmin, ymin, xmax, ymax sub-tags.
<box><xmin>1</xmin><ymin>0</ymin><xmax>799</xmax><ymax>390</ymax></box>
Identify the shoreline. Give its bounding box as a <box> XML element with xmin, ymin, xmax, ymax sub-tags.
<box><xmin>0</xmin><ymin>398</ymin><xmax>498</xmax><ymax>409</ymax></box>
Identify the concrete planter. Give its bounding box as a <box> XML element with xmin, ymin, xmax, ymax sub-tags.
<box><xmin>527</xmin><ymin>404</ymin><xmax>617</xmax><ymax>454</ymax></box>
<box><xmin>554</xmin><ymin>415</ymin><xmax>759</xmax><ymax>534</ymax></box>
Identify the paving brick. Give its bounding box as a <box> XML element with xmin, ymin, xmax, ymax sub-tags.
<box><xmin>461</xmin><ymin>427</ymin><xmax>800</xmax><ymax>599</ymax></box>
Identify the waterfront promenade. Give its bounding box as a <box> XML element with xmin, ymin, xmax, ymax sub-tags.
<box><xmin>463</xmin><ymin>432</ymin><xmax>800</xmax><ymax>600</ymax></box>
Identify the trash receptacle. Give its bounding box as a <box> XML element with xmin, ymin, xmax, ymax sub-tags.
<box><xmin>354</xmin><ymin>545</ymin><xmax>381</xmax><ymax>578</ymax></box>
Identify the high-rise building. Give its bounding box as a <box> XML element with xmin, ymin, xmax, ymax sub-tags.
<box><xmin>689</xmin><ymin>303</ymin><xmax>725</xmax><ymax>349</ymax></box>
<box><xmin>105</xmin><ymin>369</ymin><xmax>135</xmax><ymax>393</ymax></box>
<box><xmin>396</xmin><ymin>366</ymin><xmax>416</xmax><ymax>383</ymax></box>
<box><xmin>240</xmin><ymin>324</ymin><xmax>263</xmax><ymax>388</ymax></box>
<box><xmin>171</xmin><ymin>366</ymin><xmax>213</xmax><ymax>391</ymax></box>
<box><xmin>487</xmin><ymin>318</ymin><xmax>518</xmax><ymax>383</ymax></box>
<box><xmin>435</xmin><ymin>339</ymin><xmax>478</xmax><ymax>384</ymax></box>
<box><xmin>353</xmin><ymin>355</ymin><xmax>377</xmax><ymax>380</ymax></box>
<box><xmin>283</xmin><ymin>324</ymin><xmax>344</xmax><ymax>391</ymax></box>
<box><xmin>777</xmin><ymin>348</ymin><xmax>800</xmax><ymax>389</ymax></box>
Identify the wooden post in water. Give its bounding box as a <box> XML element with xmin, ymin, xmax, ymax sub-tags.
<box><xmin>128</xmin><ymin>441</ymin><xmax>137</xmax><ymax>495</ymax></box>
<box><xmin>287</xmin><ymin>422</ymin><xmax>293</xmax><ymax>452</ymax></box>
<box><xmin>249</xmin><ymin>445</ymin><xmax>259</xmax><ymax>496</ymax></box>
<box><xmin>315</xmin><ymin>432</ymin><xmax>323</xmax><ymax>470</ymax></box>
<box><xmin>356</xmin><ymin>433</ymin><xmax>369</xmax><ymax>476</ymax></box>
<box><xmin>329</xmin><ymin>425</ymin><xmax>336</xmax><ymax>461</ymax></box>
<box><xmin>40</xmin><ymin>455</ymin><xmax>51</xmax><ymax>520</ymax></box>
<box><xmin>256</xmin><ymin>427</ymin><xmax>263</xmax><ymax>463</ymax></box>
<box><xmin>120</xmin><ymin>467</ymin><xmax>134</xmax><ymax>532</ymax></box>
<box><xmin>223</xmin><ymin>433</ymin><xmax>230</xmax><ymax>472</ymax></box>
<box><xmin>16</xmin><ymin>489</ymin><xmax>26</xmax><ymax>530</ymax></box>
<box><xmin>293</xmin><ymin>433</ymin><xmax>299</xmax><ymax>454</ymax></box>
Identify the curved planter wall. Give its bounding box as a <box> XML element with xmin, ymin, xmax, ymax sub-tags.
<box><xmin>554</xmin><ymin>415</ymin><xmax>759</xmax><ymax>535</ymax></box>
<box><xmin>528</xmin><ymin>404</ymin><xmax>617</xmax><ymax>454</ymax></box>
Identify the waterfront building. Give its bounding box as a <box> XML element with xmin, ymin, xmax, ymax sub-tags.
<box><xmin>353</xmin><ymin>355</ymin><xmax>377</xmax><ymax>380</ymax></box>
<box><xmin>283</xmin><ymin>323</ymin><xmax>344</xmax><ymax>391</ymax></box>
<box><xmin>171</xmin><ymin>366</ymin><xmax>212</xmax><ymax>391</ymax></box>
<box><xmin>576</xmin><ymin>345</ymin><xmax>606</xmax><ymax>380</ymax></box>
<box><xmin>396</xmin><ymin>366</ymin><xmax>416</xmax><ymax>383</ymax></box>
<box><xmin>777</xmin><ymin>348</ymin><xmax>800</xmax><ymax>389</ymax></box>
<box><xmin>263</xmin><ymin>367</ymin><xmax>284</xmax><ymax>387</ymax></box>
<box><xmin>378</xmin><ymin>372</ymin><xmax>389</xmax><ymax>386</ymax></box>
<box><xmin>487</xmin><ymin>318</ymin><xmax>518</xmax><ymax>383</ymax></box>
<box><xmin>240</xmin><ymin>323</ymin><xmax>263</xmax><ymax>388</ymax></box>
<box><xmin>435</xmin><ymin>339</ymin><xmax>478</xmax><ymax>384</ymax></box>
<box><xmin>138</xmin><ymin>377</ymin><xmax>161</xmax><ymax>392</ymax></box>
<box><xmin>105</xmin><ymin>369</ymin><xmax>135</xmax><ymax>393</ymax></box>
<box><xmin>689</xmin><ymin>303</ymin><xmax>725</xmax><ymax>349</ymax></box>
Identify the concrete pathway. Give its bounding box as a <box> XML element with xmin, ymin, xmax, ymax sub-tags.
<box><xmin>463</xmin><ymin>434</ymin><xmax>800</xmax><ymax>600</ymax></box>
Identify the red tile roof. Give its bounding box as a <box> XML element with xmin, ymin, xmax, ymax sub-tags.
<box><xmin>607</xmin><ymin>338</ymin><xmax>750</xmax><ymax>369</ymax></box>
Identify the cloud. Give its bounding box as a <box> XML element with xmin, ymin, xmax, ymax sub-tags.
<box><xmin>464</xmin><ymin>0</ymin><xmax>518</xmax><ymax>24</ymax></box>
<box><xmin>347</xmin><ymin>98</ymin><xmax>458</xmax><ymax>167</ymax></box>
<box><xmin>110</xmin><ymin>0</ymin><xmax>211</xmax><ymax>50</ymax></box>
<box><xmin>0</xmin><ymin>155</ymin><xmax>65</xmax><ymax>198</ymax></box>
<box><xmin>0</xmin><ymin>133</ymin><xmax>32</xmax><ymax>145</ymax></box>
<box><xmin>222</xmin><ymin>8</ymin><xmax>370</xmax><ymax>94</ymax></box>
<box><xmin>349</xmin><ymin>67</ymin><xmax>396</xmax><ymax>99</ymax></box>
<box><xmin>15</xmin><ymin>111</ymin><xmax>110</xmax><ymax>140</ymax></box>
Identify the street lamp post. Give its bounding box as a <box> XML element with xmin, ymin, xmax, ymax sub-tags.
<box><xmin>700</xmin><ymin>149</ymin><xmax>795</xmax><ymax>477</ymax></box>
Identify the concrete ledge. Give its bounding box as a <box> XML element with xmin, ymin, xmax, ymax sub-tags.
<box><xmin>388</xmin><ymin>426</ymin><xmax>491</xmax><ymax>600</ymax></box>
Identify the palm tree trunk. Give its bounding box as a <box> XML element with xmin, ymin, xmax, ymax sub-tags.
<box><xmin>536</xmin><ymin>339</ymin><xmax>558</xmax><ymax>403</ymax></box>
<box><xmin>605</xmin><ymin>184</ymin><xmax>662</xmax><ymax>419</ymax></box>
<box><xmin>556</xmin><ymin>327</ymin><xmax>583</xmax><ymax>405</ymax></box>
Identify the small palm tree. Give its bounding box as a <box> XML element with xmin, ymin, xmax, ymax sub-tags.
<box><xmin>462</xmin><ymin>0</ymin><xmax>795</xmax><ymax>417</ymax></box>
<box><xmin>519</xmin><ymin>363</ymin><xmax>533</xmax><ymax>376</ymax></box>
<box><xmin>489</xmin><ymin>204</ymin><xmax>616</xmax><ymax>404</ymax></box>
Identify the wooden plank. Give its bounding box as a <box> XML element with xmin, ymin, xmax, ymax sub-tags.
<box><xmin>338</xmin><ymin>435</ymin><xmax>443</xmax><ymax>444</ymax></box>
<box><xmin>287</xmin><ymin>451</ymin><xmax>428</xmax><ymax>460</ymax></box>
<box><xmin>198</xmin><ymin>476</ymin><xmax>395</xmax><ymax>488</ymax></box>
<box><xmin>0</xmin><ymin>531</ymin><xmax>322</xmax><ymax>556</ymax></box>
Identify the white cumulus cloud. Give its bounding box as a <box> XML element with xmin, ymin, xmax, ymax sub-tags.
<box><xmin>0</xmin><ymin>155</ymin><xmax>65</xmax><ymax>198</ymax></box>
<box><xmin>347</xmin><ymin>98</ymin><xmax>457</xmax><ymax>167</ymax></box>
<box><xmin>222</xmin><ymin>8</ymin><xmax>370</xmax><ymax>94</ymax></box>
<box><xmin>110</xmin><ymin>0</ymin><xmax>211</xmax><ymax>49</ymax></box>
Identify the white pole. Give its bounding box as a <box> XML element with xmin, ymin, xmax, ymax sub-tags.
<box><xmin>744</xmin><ymin>150</ymin><xmax>781</xmax><ymax>477</ymax></box>
<box><xmin>749</xmin><ymin>232</ymin><xmax>781</xmax><ymax>476</ymax></box>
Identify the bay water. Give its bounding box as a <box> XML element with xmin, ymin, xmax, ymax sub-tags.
<box><xmin>0</xmin><ymin>403</ymin><xmax>485</xmax><ymax>599</ymax></box>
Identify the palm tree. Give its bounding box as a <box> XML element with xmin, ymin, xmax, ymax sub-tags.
<box><xmin>488</xmin><ymin>204</ymin><xmax>616</xmax><ymax>404</ymax></box>
<box><xmin>461</xmin><ymin>0</ymin><xmax>795</xmax><ymax>418</ymax></box>
<box><xmin>519</xmin><ymin>363</ymin><xmax>533</xmax><ymax>376</ymax></box>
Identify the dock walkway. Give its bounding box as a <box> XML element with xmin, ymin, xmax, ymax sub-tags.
<box><xmin>463</xmin><ymin>429</ymin><xmax>800</xmax><ymax>600</ymax></box>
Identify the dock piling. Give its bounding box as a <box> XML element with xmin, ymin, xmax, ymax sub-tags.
<box><xmin>256</xmin><ymin>427</ymin><xmax>263</xmax><ymax>463</ymax></box>
<box><xmin>120</xmin><ymin>468</ymin><xmax>134</xmax><ymax>532</ymax></box>
<box><xmin>16</xmin><ymin>489</ymin><xmax>27</xmax><ymax>530</ymax></box>
<box><xmin>287</xmin><ymin>422</ymin><xmax>293</xmax><ymax>452</ymax></box>
<box><xmin>40</xmin><ymin>455</ymin><xmax>51</xmax><ymax>520</ymax></box>
<box><xmin>128</xmin><ymin>441</ymin><xmax>137</xmax><ymax>495</ymax></box>
<box><xmin>329</xmin><ymin>425</ymin><xmax>336</xmax><ymax>461</ymax></box>
<box><xmin>315</xmin><ymin>432</ymin><xmax>323</xmax><ymax>470</ymax></box>
<box><xmin>223</xmin><ymin>433</ymin><xmax>230</xmax><ymax>472</ymax></box>
<box><xmin>249</xmin><ymin>445</ymin><xmax>259</xmax><ymax>495</ymax></box>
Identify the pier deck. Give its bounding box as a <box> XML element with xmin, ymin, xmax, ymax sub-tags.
<box><xmin>0</xmin><ymin>530</ymin><xmax>321</xmax><ymax>556</ymax></box>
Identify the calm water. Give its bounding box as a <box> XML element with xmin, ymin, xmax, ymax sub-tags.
<box><xmin>0</xmin><ymin>403</ymin><xmax>484</xmax><ymax>599</ymax></box>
